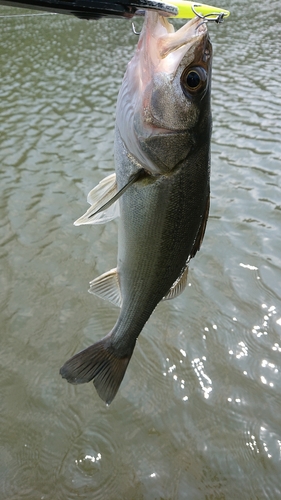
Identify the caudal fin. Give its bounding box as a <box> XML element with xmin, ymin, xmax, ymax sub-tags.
<box><xmin>60</xmin><ymin>335</ymin><xmax>132</xmax><ymax>404</ymax></box>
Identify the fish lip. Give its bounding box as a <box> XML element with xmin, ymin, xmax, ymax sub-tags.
<box><xmin>136</xmin><ymin>13</ymin><xmax>209</xmax><ymax>80</ymax></box>
<box><xmin>157</xmin><ymin>17</ymin><xmax>209</xmax><ymax>74</ymax></box>
<box><xmin>139</xmin><ymin>124</ymin><xmax>189</xmax><ymax>135</ymax></box>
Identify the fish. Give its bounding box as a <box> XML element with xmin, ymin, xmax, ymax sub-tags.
<box><xmin>60</xmin><ymin>12</ymin><xmax>212</xmax><ymax>404</ymax></box>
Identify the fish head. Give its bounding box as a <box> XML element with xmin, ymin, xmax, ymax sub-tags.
<box><xmin>116</xmin><ymin>13</ymin><xmax>213</xmax><ymax>174</ymax></box>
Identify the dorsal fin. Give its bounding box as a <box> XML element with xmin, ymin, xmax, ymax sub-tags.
<box><xmin>163</xmin><ymin>264</ymin><xmax>189</xmax><ymax>301</ymax></box>
<box><xmin>163</xmin><ymin>193</ymin><xmax>209</xmax><ymax>301</ymax></box>
<box><xmin>190</xmin><ymin>193</ymin><xmax>210</xmax><ymax>258</ymax></box>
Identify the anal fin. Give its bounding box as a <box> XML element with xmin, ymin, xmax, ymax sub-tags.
<box><xmin>89</xmin><ymin>268</ymin><xmax>122</xmax><ymax>308</ymax></box>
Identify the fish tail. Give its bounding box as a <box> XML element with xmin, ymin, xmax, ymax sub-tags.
<box><xmin>60</xmin><ymin>334</ymin><xmax>132</xmax><ymax>405</ymax></box>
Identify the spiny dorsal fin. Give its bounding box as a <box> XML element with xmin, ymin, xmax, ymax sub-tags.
<box><xmin>74</xmin><ymin>173</ymin><xmax>119</xmax><ymax>226</ymax></box>
<box><xmin>89</xmin><ymin>268</ymin><xmax>122</xmax><ymax>308</ymax></box>
<box><xmin>190</xmin><ymin>193</ymin><xmax>210</xmax><ymax>259</ymax></box>
<box><xmin>163</xmin><ymin>264</ymin><xmax>189</xmax><ymax>301</ymax></box>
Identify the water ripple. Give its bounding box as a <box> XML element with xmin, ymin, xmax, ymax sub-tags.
<box><xmin>1</xmin><ymin>1</ymin><xmax>281</xmax><ymax>498</ymax></box>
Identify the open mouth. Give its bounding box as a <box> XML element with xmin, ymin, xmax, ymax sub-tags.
<box><xmin>138</xmin><ymin>13</ymin><xmax>209</xmax><ymax>80</ymax></box>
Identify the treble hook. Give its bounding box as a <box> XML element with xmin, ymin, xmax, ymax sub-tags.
<box><xmin>131</xmin><ymin>22</ymin><xmax>141</xmax><ymax>35</ymax></box>
<box><xmin>191</xmin><ymin>4</ymin><xmax>225</xmax><ymax>24</ymax></box>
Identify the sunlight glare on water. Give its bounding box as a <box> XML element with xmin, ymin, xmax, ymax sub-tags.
<box><xmin>0</xmin><ymin>0</ymin><xmax>281</xmax><ymax>498</ymax></box>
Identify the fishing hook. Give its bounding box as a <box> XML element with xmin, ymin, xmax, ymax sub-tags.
<box><xmin>131</xmin><ymin>22</ymin><xmax>141</xmax><ymax>35</ymax></box>
<box><xmin>192</xmin><ymin>3</ymin><xmax>225</xmax><ymax>24</ymax></box>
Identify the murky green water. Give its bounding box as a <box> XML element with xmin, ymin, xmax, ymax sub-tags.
<box><xmin>1</xmin><ymin>1</ymin><xmax>281</xmax><ymax>498</ymax></box>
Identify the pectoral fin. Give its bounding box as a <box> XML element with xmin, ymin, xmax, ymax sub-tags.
<box><xmin>163</xmin><ymin>264</ymin><xmax>189</xmax><ymax>300</ymax></box>
<box><xmin>74</xmin><ymin>173</ymin><xmax>119</xmax><ymax>226</ymax></box>
<box><xmin>89</xmin><ymin>268</ymin><xmax>122</xmax><ymax>308</ymax></box>
<box><xmin>74</xmin><ymin>168</ymin><xmax>146</xmax><ymax>226</ymax></box>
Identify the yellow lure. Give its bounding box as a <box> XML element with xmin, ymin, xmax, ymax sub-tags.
<box><xmin>166</xmin><ymin>1</ymin><xmax>230</xmax><ymax>19</ymax></box>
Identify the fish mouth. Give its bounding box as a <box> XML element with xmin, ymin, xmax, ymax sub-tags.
<box><xmin>135</xmin><ymin>14</ymin><xmax>212</xmax><ymax>134</ymax></box>
<box><xmin>157</xmin><ymin>16</ymin><xmax>208</xmax><ymax>60</ymax></box>
<box><xmin>115</xmin><ymin>12</ymin><xmax>212</xmax><ymax>175</ymax></box>
<box><xmin>137</xmin><ymin>13</ymin><xmax>209</xmax><ymax>81</ymax></box>
<box><xmin>134</xmin><ymin>13</ymin><xmax>212</xmax><ymax>172</ymax></box>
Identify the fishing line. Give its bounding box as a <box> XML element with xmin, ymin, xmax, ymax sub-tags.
<box><xmin>0</xmin><ymin>12</ymin><xmax>58</xmax><ymax>18</ymax></box>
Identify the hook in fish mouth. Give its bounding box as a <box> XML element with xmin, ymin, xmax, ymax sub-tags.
<box><xmin>192</xmin><ymin>4</ymin><xmax>226</xmax><ymax>24</ymax></box>
<box><xmin>132</xmin><ymin>4</ymin><xmax>225</xmax><ymax>36</ymax></box>
<box><xmin>131</xmin><ymin>22</ymin><xmax>141</xmax><ymax>35</ymax></box>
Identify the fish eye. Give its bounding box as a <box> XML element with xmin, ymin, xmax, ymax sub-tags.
<box><xmin>181</xmin><ymin>66</ymin><xmax>208</xmax><ymax>97</ymax></box>
<box><xmin>186</xmin><ymin>71</ymin><xmax>201</xmax><ymax>88</ymax></box>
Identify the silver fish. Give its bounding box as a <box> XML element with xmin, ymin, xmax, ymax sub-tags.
<box><xmin>60</xmin><ymin>12</ymin><xmax>212</xmax><ymax>404</ymax></box>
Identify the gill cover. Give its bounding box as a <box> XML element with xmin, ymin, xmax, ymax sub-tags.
<box><xmin>116</xmin><ymin>14</ymin><xmax>212</xmax><ymax>174</ymax></box>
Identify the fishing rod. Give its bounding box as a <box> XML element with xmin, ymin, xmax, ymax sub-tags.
<box><xmin>0</xmin><ymin>0</ymin><xmax>229</xmax><ymax>20</ymax></box>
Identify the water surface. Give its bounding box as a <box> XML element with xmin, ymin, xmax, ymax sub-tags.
<box><xmin>1</xmin><ymin>1</ymin><xmax>281</xmax><ymax>498</ymax></box>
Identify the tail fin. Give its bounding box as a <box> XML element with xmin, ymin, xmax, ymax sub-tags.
<box><xmin>60</xmin><ymin>335</ymin><xmax>132</xmax><ymax>404</ymax></box>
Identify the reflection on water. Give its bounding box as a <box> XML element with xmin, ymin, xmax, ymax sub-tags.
<box><xmin>0</xmin><ymin>0</ymin><xmax>281</xmax><ymax>498</ymax></box>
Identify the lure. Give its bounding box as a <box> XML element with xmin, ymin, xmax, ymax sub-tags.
<box><xmin>167</xmin><ymin>1</ymin><xmax>230</xmax><ymax>20</ymax></box>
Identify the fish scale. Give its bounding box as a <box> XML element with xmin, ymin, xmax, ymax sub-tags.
<box><xmin>60</xmin><ymin>12</ymin><xmax>212</xmax><ymax>404</ymax></box>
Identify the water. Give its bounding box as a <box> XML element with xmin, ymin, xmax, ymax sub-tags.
<box><xmin>1</xmin><ymin>1</ymin><xmax>281</xmax><ymax>498</ymax></box>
